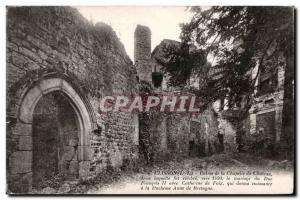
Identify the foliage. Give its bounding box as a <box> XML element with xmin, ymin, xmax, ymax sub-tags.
<box><xmin>158</xmin><ymin>42</ymin><xmax>207</xmax><ymax>88</ymax></box>
<box><xmin>162</xmin><ymin>6</ymin><xmax>294</xmax><ymax>116</ymax></box>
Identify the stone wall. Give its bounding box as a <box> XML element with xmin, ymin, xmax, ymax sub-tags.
<box><xmin>217</xmin><ymin>115</ymin><xmax>238</xmax><ymax>153</ymax></box>
<box><xmin>190</xmin><ymin>107</ymin><xmax>222</xmax><ymax>156</ymax></box>
<box><xmin>6</xmin><ymin>6</ymin><xmax>139</xmax><ymax>193</ymax></box>
<box><xmin>136</xmin><ymin>85</ymin><xmax>192</xmax><ymax>163</ymax></box>
<box><xmin>139</xmin><ymin>111</ymin><xmax>191</xmax><ymax>163</ymax></box>
<box><xmin>142</xmin><ymin>109</ymin><xmax>222</xmax><ymax>162</ymax></box>
<box><xmin>246</xmin><ymin>53</ymin><xmax>285</xmax><ymax>156</ymax></box>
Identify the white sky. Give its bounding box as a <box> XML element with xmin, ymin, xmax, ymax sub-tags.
<box><xmin>76</xmin><ymin>6</ymin><xmax>193</xmax><ymax>61</ymax></box>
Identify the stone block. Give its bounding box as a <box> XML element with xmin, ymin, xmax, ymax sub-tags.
<box><xmin>12</xmin><ymin>123</ymin><xmax>32</xmax><ymax>136</ymax></box>
<box><xmin>19</xmin><ymin>47</ymin><xmax>42</xmax><ymax>63</ymax></box>
<box><xmin>38</xmin><ymin>78</ymin><xmax>62</xmax><ymax>93</ymax></box>
<box><xmin>7</xmin><ymin>42</ymin><xmax>18</xmax><ymax>51</ymax></box>
<box><xmin>19</xmin><ymin>86</ymin><xmax>43</xmax><ymax>123</ymax></box>
<box><xmin>41</xmin><ymin>187</ymin><xmax>57</xmax><ymax>194</ymax></box>
<box><xmin>7</xmin><ymin>172</ymin><xmax>32</xmax><ymax>194</ymax></box>
<box><xmin>10</xmin><ymin>151</ymin><xmax>32</xmax><ymax>174</ymax></box>
<box><xmin>11</xmin><ymin>51</ymin><xmax>28</xmax><ymax>67</ymax></box>
<box><xmin>58</xmin><ymin>183</ymin><xmax>71</xmax><ymax>194</ymax></box>
<box><xmin>18</xmin><ymin>136</ymin><xmax>32</xmax><ymax>150</ymax></box>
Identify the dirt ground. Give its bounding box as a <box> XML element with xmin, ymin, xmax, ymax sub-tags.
<box><xmin>33</xmin><ymin>152</ymin><xmax>293</xmax><ymax>194</ymax></box>
<box><xmin>84</xmin><ymin>153</ymin><xmax>293</xmax><ymax>194</ymax></box>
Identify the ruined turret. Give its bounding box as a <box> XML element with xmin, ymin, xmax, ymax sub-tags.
<box><xmin>134</xmin><ymin>25</ymin><xmax>152</xmax><ymax>83</ymax></box>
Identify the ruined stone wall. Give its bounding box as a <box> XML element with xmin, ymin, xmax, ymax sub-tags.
<box><xmin>147</xmin><ymin>107</ymin><xmax>221</xmax><ymax>161</ymax></box>
<box><xmin>218</xmin><ymin>116</ymin><xmax>238</xmax><ymax>153</ymax></box>
<box><xmin>165</xmin><ymin>114</ymin><xmax>191</xmax><ymax>159</ymax></box>
<box><xmin>136</xmin><ymin>87</ymin><xmax>191</xmax><ymax>163</ymax></box>
<box><xmin>7</xmin><ymin>6</ymin><xmax>139</xmax><ymax>193</ymax></box>
<box><xmin>139</xmin><ymin>111</ymin><xmax>191</xmax><ymax>163</ymax></box>
<box><xmin>139</xmin><ymin>106</ymin><xmax>222</xmax><ymax>163</ymax></box>
<box><xmin>190</xmin><ymin>107</ymin><xmax>221</xmax><ymax>156</ymax></box>
<box><xmin>245</xmin><ymin>53</ymin><xmax>286</xmax><ymax>156</ymax></box>
<box><xmin>134</xmin><ymin>24</ymin><xmax>222</xmax><ymax>161</ymax></box>
<box><xmin>148</xmin><ymin>113</ymin><xmax>169</xmax><ymax>162</ymax></box>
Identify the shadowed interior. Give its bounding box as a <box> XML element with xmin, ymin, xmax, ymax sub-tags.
<box><xmin>32</xmin><ymin>91</ymin><xmax>79</xmax><ymax>189</ymax></box>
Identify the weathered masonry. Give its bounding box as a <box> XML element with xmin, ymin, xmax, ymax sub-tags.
<box><xmin>248</xmin><ymin>52</ymin><xmax>286</xmax><ymax>154</ymax></box>
<box><xmin>134</xmin><ymin>25</ymin><xmax>222</xmax><ymax>162</ymax></box>
<box><xmin>7</xmin><ymin>7</ymin><xmax>139</xmax><ymax>193</ymax></box>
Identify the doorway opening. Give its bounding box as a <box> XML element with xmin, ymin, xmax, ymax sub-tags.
<box><xmin>32</xmin><ymin>91</ymin><xmax>79</xmax><ymax>189</ymax></box>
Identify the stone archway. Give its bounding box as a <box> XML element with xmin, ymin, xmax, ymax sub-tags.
<box><xmin>9</xmin><ymin>78</ymin><xmax>95</xmax><ymax>192</ymax></box>
<box><xmin>32</xmin><ymin>91</ymin><xmax>81</xmax><ymax>189</ymax></box>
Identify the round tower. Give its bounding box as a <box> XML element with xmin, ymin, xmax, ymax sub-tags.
<box><xmin>134</xmin><ymin>25</ymin><xmax>152</xmax><ymax>83</ymax></box>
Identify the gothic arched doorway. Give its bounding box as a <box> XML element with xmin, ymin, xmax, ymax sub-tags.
<box><xmin>9</xmin><ymin>77</ymin><xmax>96</xmax><ymax>192</ymax></box>
<box><xmin>32</xmin><ymin>91</ymin><xmax>80</xmax><ymax>189</ymax></box>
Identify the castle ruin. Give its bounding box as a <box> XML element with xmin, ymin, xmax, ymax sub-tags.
<box><xmin>6</xmin><ymin>6</ymin><xmax>290</xmax><ymax>193</ymax></box>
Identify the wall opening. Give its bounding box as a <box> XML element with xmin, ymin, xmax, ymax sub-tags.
<box><xmin>32</xmin><ymin>91</ymin><xmax>80</xmax><ymax>189</ymax></box>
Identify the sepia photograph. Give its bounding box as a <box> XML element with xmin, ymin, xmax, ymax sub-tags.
<box><xmin>5</xmin><ymin>4</ymin><xmax>295</xmax><ymax>195</ymax></box>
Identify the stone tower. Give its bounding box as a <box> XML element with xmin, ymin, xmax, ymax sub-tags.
<box><xmin>134</xmin><ymin>25</ymin><xmax>152</xmax><ymax>83</ymax></box>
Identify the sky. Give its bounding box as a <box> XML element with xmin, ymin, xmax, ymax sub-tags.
<box><xmin>76</xmin><ymin>6</ymin><xmax>193</xmax><ymax>61</ymax></box>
